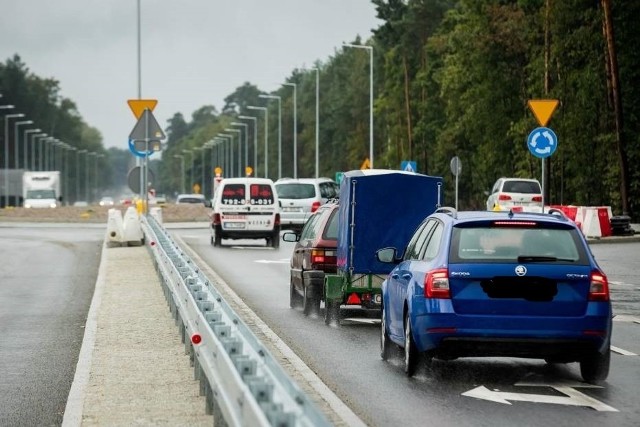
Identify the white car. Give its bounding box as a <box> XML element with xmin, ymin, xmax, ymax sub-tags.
<box><xmin>274</xmin><ymin>177</ymin><xmax>339</xmax><ymax>232</ymax></box>
<box><xmin>486</xmin><ymin>177</ymin><xmax>542</xmax><ymax>212</ymax></box>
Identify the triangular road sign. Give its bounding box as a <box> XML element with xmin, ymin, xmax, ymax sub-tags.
<box><xmin>360</xmin><ymin>158</ymin><xmax>371</xmax><ymax>170</ymax></box>
<box><xmin>129</xmin><ymin>109</ymin><xmax>166</xmax><ymax>141</ymax></box>
<box><xmin>127</xmin><ymin>99</ymin><xmax>158</xmax><ymax>119</ymax></box>
<box><xmin>528</xmin><ymin>99</ymin><xmax>559</xmax><ymax>127</ymax></box>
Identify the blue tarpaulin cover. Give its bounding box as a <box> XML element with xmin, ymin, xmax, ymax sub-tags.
<box><xmin>337</xmin><ymin>169</ymin><xmax>444</xmax><ymax>275</ymax></box>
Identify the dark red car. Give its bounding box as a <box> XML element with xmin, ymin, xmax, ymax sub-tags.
<box><xmin>282</xmin><ymin>201</ymin><xmax>339</xmax><ymax>316</ymax></box>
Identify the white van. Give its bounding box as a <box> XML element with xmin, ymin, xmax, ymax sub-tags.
<box><xmin>210</xmin><ymin>177</ymin><xmax>281</xmax><ymax>248</ymax></box>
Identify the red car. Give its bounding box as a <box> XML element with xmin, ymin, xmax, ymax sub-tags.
<box><xmin>282</xmin><ymin>201</ymin><xmax>339</xmax><ymax>316</ymax></box>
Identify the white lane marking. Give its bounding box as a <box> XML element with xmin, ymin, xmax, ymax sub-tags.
<box><xmin>254</xmin><ymin>258</ymin><xmax>290</xmax><ymax>264</ymax></box>
<box><xmin>611</xmin><ymin>345</ymin><xmax>638</xmax><ymax>356</ymax></box>
<box><xmin>612</xmin><ymin>314</ymin><xmax>640</xmax><ymax>322</ymax></box>
<box><xmin>462</xmin><ymin>385</ymin><xmax>618</xmax><ymax>412</ymax></box>
<box><xmin>342</xmin><ymin>318</ymin><xmax>379</xmax><ymax>325</ymax></box>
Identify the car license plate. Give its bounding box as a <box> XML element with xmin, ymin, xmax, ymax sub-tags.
<box><xmin>224</xmin><ymin>222</ymin><xmax>245</xmax><ymax>229</ymax></box>
<box><xmin>282</xmin><ymin>207</ymin><xmax>302</xmax><ymax>212</ymax></box>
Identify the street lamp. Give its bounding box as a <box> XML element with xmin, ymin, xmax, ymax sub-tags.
<box><xmin>259</xmin><ymin>94</ymin><xmax>282</xmax><ymax>179</ymax></box>
<box><xmin>283</xmin><ymin>82</ymin><xmax>297</xmax><ymax>178</ymax></box>
<box><xmin>14</xmin><ymin>120</ymin><xmax>33</xmax><ymax>170</ymax></box>
<box><xmin>231</xmin><ymin>122</ymin><xmax>249</xmax><ymax>174</ymax></box>
<box><xmin>182</xmin><ymin>149</ymin><xmax>194</xmax><ymax>192</ymax></box>
<box><xmin>343</xmin><ymin>43</ymin><xmax>374</xmax><ymax>168</ymax></box>
<box><xmin>76</xmin><ymin>149</ymin><xmax>87</xmax><ymax>202</ymax></box>
<box><xmin>310</xmin><ymin>67</ymin><xmax>320</xmax><ymax>177</ymax></box>
<box><xmin>22</xmin><ymin>128</ymin><xmax>41</xmax><ymax>169</ymax></box>
<box><xmin>246</xmin><ymin>106</ymin><xmax>269</xmax><ymax>178</ymax></box>
<box><xmin>239</xmin><ymin>115</ymin><xmax>258</xmax><ymax>177</ymax></box>
<box><xmin>31</xmin><ymin>133</ymin><xmax>47</xmax><ymax>170</ymax></box>
<box><xmin>193</xmin><ymin>146</ymin><xmax>204</xmax><ymax>194</ymax></box>
<box><xmin>4</xmin><ymin>113</ymin><xmax>24</xmax><ymax>207</ymax></box>
<box><xmin>218</xmin><ymin>133</ymin><xmax>233</xmax><ymax>177</ymax></box>
<box><xmin>173</xmin><ymin>154</ymin><xmax>185</xmax><ymax>194</ymax></box>
<box><xmin>225</xmin><ymin>127</ymin><xmax>242</xmax><ymax>177</ymax></box>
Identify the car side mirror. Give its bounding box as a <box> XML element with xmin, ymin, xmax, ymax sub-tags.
<box><xmin>282</xmin><ymin>232</ymin><xmax>299</xmax><ymax>242</ymax></box>
<box><xmin>376</xmin><ymin>247</ymin><xmax>398</xmax><ymax>264</ymax></box>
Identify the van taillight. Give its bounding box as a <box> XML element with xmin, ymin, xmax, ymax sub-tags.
<box><xmin>274</xmin><ymin>213</ymin><xmax>280</xmax><ymax>226</ymax></box>
<box><xmin>212</xmin><ymin>213</ymin><xmax>221</xmax><ymax>225</ymax></box>
<box><xmin>311</xmin><ymin>201</ymin><xmax>321</xmax><ymax>212</ymax></box>
<box><xmin>424</xmin><ymin>268</ymin><xmax>450</xmax><ymax>299</ymax></box>
<box><xmin>532</xmin><ymin>196</ymin><xmax>543</xmax><ymax>202</ymax></box>
<box><xmin>498</xmin><ymin>194</ymin><xmax>512</xmax><ymax>201</ymax></box>
<box><xmin>588</xmin><ymin>270</ymin><xmax>609</xmax><ymax>301</ymax></box>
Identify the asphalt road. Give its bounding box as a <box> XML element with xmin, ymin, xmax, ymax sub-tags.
<box><xmin>177</xmin><ymin>229</ymin><xmax>640</xmax><ymax>427</ymax></box>
<box><xmin>0</xmin><ymin>224</ymin><xmax>103</xmax><ymax>427</ymax></box>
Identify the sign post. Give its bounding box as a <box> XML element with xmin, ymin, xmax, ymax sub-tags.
<box><xmin>450</xmin><ymin>156</ymin><xmax>462</xmax><ymax>211</ymax></box>
<box><xmin>128</xmin><ymin>103</ymin><xmax>165</xmax><ymax>213</ymax></box>
<box><xmin>527</xmin><ymin>99</ymin><xmax>559</xmax><ymax>213</ymax></box>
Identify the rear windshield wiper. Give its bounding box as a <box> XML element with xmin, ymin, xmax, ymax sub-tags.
<box><xmin>517</xmin><ymin>255</ymin><xmax>575</xmax><ymax>263</ymax></box>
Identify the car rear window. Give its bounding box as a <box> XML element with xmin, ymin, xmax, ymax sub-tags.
<box><xmin>502</xmin><ymin>180</ymin><xmax>541</xmax><ymax>194</ymax></box>
<box><xmin>276</xmin><ymin>183</ymin><xmax>315</xmax><ymax>199</ymax></box>
<box><xmin>249</xmin><ymin>184</ymin><xmax>275</xmax><ymax>205</ymax></box>
<box><xmin>450</xmin><ymin>225</ymin><xmax>588</xmax><ymax>264</ymax></box>
<box><xmin>323</xmin><ymin>209</ymin><xmax>339</xmax><ymax>240</ymax></box>
<box><xmin>221</xmin><ymin>184</ymin><xmax>246</xmax><ymax>205</ymax></box>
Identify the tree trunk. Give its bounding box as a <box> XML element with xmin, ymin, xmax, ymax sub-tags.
<box><xmin>402</xmin><ymin>54</ymin><xmax>413</xmax><ymax>161</ymax></box>
<box><xmin>601</xmin><ymin>0</ymin><xmax>631</xmax><ymax>215</ymax></box>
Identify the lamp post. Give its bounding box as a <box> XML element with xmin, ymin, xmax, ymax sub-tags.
<box><xmin>225</xmin><ymin>127</ymin><xmax>243</xmax><ymax>176</ymax></box>
<box><xmin>283</xmin><ymin>83</ymin><xmax>297</xmax><ymax>178</ymax></box>
<box><xmin>218</xmin><ymin>133</ymin><xmax>233</xmax><ymax>177</ymax></box>
<box><xmin>193</xmin><ymin>146</ymin><xmax>204</xmax><ymax>194</ymax></box>
<box><xmin>4</xmin><ymin>113</ymin><xmax>24</xmax><ymax>207</ymax></box>
<box><xmin>202</xmin><ymin>141</ymin><xmax>215</xmax><ymax>198</ymax></box>
<box><xmin>343</xmin><ymin>43</ymin><xmax>374</xmax><ymax>168</ymax></box>
<box><xmin>238</xmin><ymin>115</ymin><xmax>258</xmax><ymax>177</ymax></box>
<box><xmin>34</xmin><ymin>135</ymin><xmax>49</xmax><ymax>171</ymax></box>
<box><xmin>259</xmin><ymin>94</ymin><xmax>282</xmax><ymax>179</ymax></box>
<box><xmin>85</xmin><ymin>152</ymin><xmax>95</xmax><ymax>203</ymax></box>
<box><xmin>231</xmin><ymin>122</ymin><xmax>249</xmax><ymax>174</ymax></box>
<box><xmin>14</xmin><ymin>120</ymin><xmax>33</xmax><ymax>170</ymax></box>
<box><xmin>173</xmin><ymin>154</ymin><xmax>185</xmax><ymax>194</ymax></box>
<box><xmin>310</xmin><ymin>68</ymin><xmax>320</xmax><ymax>177</ymax></box>
<box><xmin>182</xmin><ymin>149</ymin><xmax>193</xmax><ymax>192</ymax></box>
<box><xmin>65</xmin><ymin>145</ymin><xmax>76</xmax><ymax>205</ymax></box>
<box><xmin>246</xmin><ymin>106</ymin><xmax>269</xmax><ymax>178</ymax></box>
<box><xmin>22</xmin><ymin>128</ymin><xmax>41</xmax><ymax>169</ymax></box>
<box><xmin>76</xmin><ymin>149</ymin><xmax>87</xmax><ymax>202</ymax></box>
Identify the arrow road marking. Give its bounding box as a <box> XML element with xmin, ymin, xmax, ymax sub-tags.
<box><xmin>462</xmin><ymin>385</ymin><xmax>618</xmax><ymax>412</ymax></box>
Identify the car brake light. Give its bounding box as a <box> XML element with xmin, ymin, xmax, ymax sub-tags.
<box><xmin>274</xmin><ymin>213</ymin><xmax>280</xmax><ymax>226</ymax></box>
<box><xmin>588</xmin><ymin>270</ymin><xmax>609</xmax><ymax>301</ymax></box>
<box><xmin>532</xmin><ymin>196</ymin><xmax>543</xmax><ymax>202</ymax></box>
<box><xmin>493</xmin><ymin>221</ymin><xmax>537</xmax><ymax>226</ymax></box>
<box><xmin>311</xmin><ymin>249</ymin><xmax>326</xmax><ymax>264</ymax></box>
<box><xmin>311</xmin><ymin>201</ymin><xmax>321</xmax><ymax>212</ymax></box>
<box><xmin>212</xmin><ymin>213</ymin><xmax>221</xmax><ymax>225</ymax></box>
<box><xmin>424</xmin><ymin>268</ymin><xmax>450</xmax><ymax>299</ymax></box>
<box><xmin>498</xmin><ymin>194</ymin><xmax>512</xmax><ymax>201</ymax></box>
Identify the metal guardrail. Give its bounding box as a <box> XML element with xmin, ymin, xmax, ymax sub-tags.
<box><xmin>141</xmin><ymin>214</ymin><xmax>331</xmax><ymax>427</ymax></box>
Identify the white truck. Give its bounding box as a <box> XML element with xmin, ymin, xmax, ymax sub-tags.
<box><xmin>22</xmin><ymin>171</ymin><xmax>62</xmax><ymax>208</ymax></box>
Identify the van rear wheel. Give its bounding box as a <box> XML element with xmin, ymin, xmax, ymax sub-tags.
<box><xmin>212</xmin><ymin>226</ymin><xmax>222</xmax><ymax>247</ymax></box>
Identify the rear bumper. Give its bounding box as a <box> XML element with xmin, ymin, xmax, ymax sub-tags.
<box><xmin>410</xmin><ymin>299</ymin><xmax>612</xmax><ymax>360</ymax></box>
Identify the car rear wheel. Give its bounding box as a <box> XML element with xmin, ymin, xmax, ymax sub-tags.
<box><xmin>404</xmin><ymin>311</ymin><xmax>419</xmax><ymax>376</ymax></box>
<box><xmin>212</xmin><ymin>226</ymin><xmax>222</xmax><ymax>247</ymax></box>
<box><xmin>380</xmin><ymin>302</ymin><xmax>392</xmax><ymax>360</ymax></box>
<box><xmin>580</xmin><ymin>346</ymin><xmax>611</xmax><ymax>384</ymax></box>
<box><xmin>290</xmin><ymin>279</ymin><xmax>302</xmax><ymax>309</ymax></box>
<box><xmin>302</xmin><ymin>283</ymin><xmax>320</xmax><ymax>316</ymax></box>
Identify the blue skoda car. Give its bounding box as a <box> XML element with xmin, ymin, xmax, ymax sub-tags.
<box><xmin>377</xmin><ymin>207</ymin><xmax>612</xmax><ymax>383</ymax></box>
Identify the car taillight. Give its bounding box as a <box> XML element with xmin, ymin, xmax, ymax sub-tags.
<box><xmin>212</xmin><ymin>213</ymin><xmax>221</xmax><ymax>225</ymax></box>
<box><xmin>424</xmin><ymin>268</ymin><xmax>450</xmax><ymax>299</ymax></box>
<box><xmin>532</xmin><ymin>196</ymin><xmax>543</xmax><ymax>202</ymax></box>
<box><xmin>588</xmin><ymin>270</ymin><xmax>609</xmax><ymax>301</ymax></box>
<box><xmin>311</xmin><ymin>249</ymin><xmax>336</xmax><ymax>266</ymax></box>
<box><xmin>311</xmin><ymin>201</ymin><xmax>321</xmax><ymax>212</ymax></box>
<box><xmin>498</xmin><ymin>194</ymin><xmax>512</xmax><ymax>201</ymax></box>
<box><xmin>274</xmin><ymin>213</ymin><xmax>280</xmax><ymax>226</ymax></box>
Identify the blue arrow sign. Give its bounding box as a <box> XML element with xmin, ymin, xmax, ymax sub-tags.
<box><xmin>527</xmin><ymin>127</ymin><xmax>558</xmax><ymax>159</ymax></box>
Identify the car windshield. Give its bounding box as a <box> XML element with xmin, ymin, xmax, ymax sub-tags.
<box><xmin>450</xmin><ymin>225</ymin><xmax>587</xmax><ymax>264</ymax></box>
<box><xmin>276</xmin><ymin>183</ymin><xmax>315</xmax><ymax>199</ymax></box>
<box><xmin>26</xmin><ymin>189</ymin><xmax>55</xmax><ymax>199</ymax></box>
<box><xmin>502</xmin><ymin>180</ymin><xmax>541</xmax><ymax>194</ymax></box>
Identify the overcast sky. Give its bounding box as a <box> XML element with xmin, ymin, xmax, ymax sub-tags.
<box><xmin>1</xmin><ymin>0</ymin><xmax>382</xmax><ymax>149</ymax></box>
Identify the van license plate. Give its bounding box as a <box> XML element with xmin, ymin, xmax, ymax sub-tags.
<box><xmin>224</xmin><ymin>223</ymin><xmax>245</xmax><ymax>229</ymax></box>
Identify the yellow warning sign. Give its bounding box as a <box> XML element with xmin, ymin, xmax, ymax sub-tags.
<box><xmin>127</xmin><ymin>99</ymin><xmax>158</xmax><ymax>119</ymax></box>
<box><xmin>245</xmin><ymin>166</ymin><xmax>253</xmax><ymax>176</ymax></box>
<box><xmin>360</xmin><ymin>158</ymin><xmax>371</xmax><ymax>170</ymax></box>
<box><xmin>527</xmin><ymin>99</ymin><xmax>559</xmax><ymax>127</ymax></box>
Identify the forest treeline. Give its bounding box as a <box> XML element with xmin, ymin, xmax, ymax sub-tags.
<box><xmin>2</xmin><ymin>0</ymin><xmax>638</xmax><ymax>215</ymax></box>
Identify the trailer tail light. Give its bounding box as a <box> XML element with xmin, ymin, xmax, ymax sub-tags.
<box><xmin>424</xmin><ymin>268</ymin><xmax>450</xmax><ymax>299</ymax></box>
<box><xmin>311</xmin><ymin>201</ymin><xmax>321</xmax><ymax>213</ymax></box>
<box><xmin>346</xmin><ymin>293</ymin><xmax>361</xmax><ymax>305</ymax></box>
<box><xmin>588</xmin><ymin>270</ymin><xmax>609</xmax><ymax>301</ymax></box>
<box><xmin>498</xmin><ymin>194</ymin><xmax>512</xmax><ymax>201</ymax></box>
